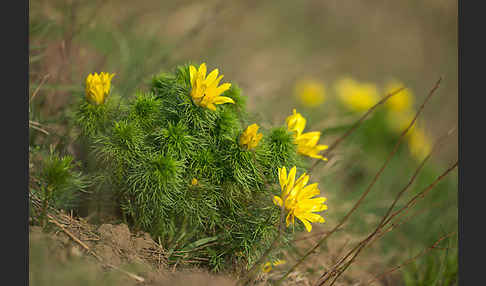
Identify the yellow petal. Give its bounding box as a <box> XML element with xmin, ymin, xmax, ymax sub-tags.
<box><xmin>297</xmin><ymin>183</ymin><xmax>320</xmax><ymax>200</ymax></box>
<box><xmin>189</xmin><ymin>65</ymin><xmax>197</xmax><ymax>86</ymax></box>
<box><xmin>208</xmin><ymin>75</ymin><xmax>224</xmax><ymax>90</ymax></box>
<box><xmin>204</xmin><ymin>69</ymin><xmax>219</xmax><ymax>86</ymax></box>
<box><xmin>293</xmin><ymin>173</ymin><xmax>309</xmax><ymax>190</ymax></box>
<box><xmin>198</xmin><ymin>63</ymin><xmax>207</xmax><ymax>79</ymax></box>
<box><xmin>299</xmin><ymin>212</ymin><xmax>325</xmax><ymax>224</ymax></box>
<box><xmin>296</xmin><ymin>216</ymin><xmax>312</xmax><ymax>232</ymax></box>
<box><xmin>286</xmin><ymin>167</ymin><xmax>297</xmax><ymax>196</ymax></box>
<box><xmin>214</xmin><ymin>83</ymin><xmax>232</xmax><ymax>95</ymax></box>
<box><xmin>273</xmin><ymin>196</ymin><xmax>283</xmax><ymax>207</ymax></box>
<box><xmin>213</xmin><ymin>96</ymin><xmax>235</xmax><ymax>105</ymax></box>
<box><xmin>286</xmin><ymin>212</ymin><xmax>294</xmax><ymax>227</ymax></box>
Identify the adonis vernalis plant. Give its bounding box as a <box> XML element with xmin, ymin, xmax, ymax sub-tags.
<box><xmin>74</xmin><ymin>63</ymin><xmax>329</xmax><ymax>272</ymax></box>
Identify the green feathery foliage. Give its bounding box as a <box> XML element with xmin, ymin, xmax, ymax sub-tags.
<box><xmin>31</xmin><ymin>149</ymin><xmax>90</xmax><ymax>211</ymax></box>
<box><xmin>74</xmin><ymin>63</ymin><xmax>305</xmax><ymax>271</ymax></box>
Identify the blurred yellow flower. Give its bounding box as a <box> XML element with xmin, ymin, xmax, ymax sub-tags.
<box><xmin>294</xmin><ymin>131</ymin><xmax>329</xmax><ymax>161</ymax></box>
<box><xmin>286</xmin><ymin>109</ymin><xmax>307</xmax><ymax>137</ymax></box>
<box><xmin>386</xmin><ymin>111</ymin><xmax>417</xmax><ymax>134</ymax></box>
<box><xmin>262</xmin><ymin>259</ymin><xmax>287</xmax><ymax>273</ymax></box>
<box><xmin>189</xmin><ymin>63</ymin><xmax>234</xmax><ymax>111</ymax></box>
<box><xmin>384</xmin><ymin>80</ymin><xmax>414</xmax><ymax>113</ymax></box>
<box><xmin>407</xmin><ymin>127</ymin><xmax>432</xmax><ymax>161</ymax></box>
<box><xmin>335</xmin><ymin>77</ymin><xmax>379</xmax><ymax>112</ymax></box>
<box><xmin>294</xmin><ymin>79</ymin><xmax>326</xmax><ymax>108</ymax></box>
<box><xmin>85</xmin><ymin>72</ymin><xmax>115</xmax><ymax>105</ymax></box>
<box><xmin>239</xmin><ymin>123</ymin><xmax>263</xmax><ymax>150</ymax></box>
<box><xmin>191</xmin><ymin>178</ymin><xmax>198</xmax><ymax>186</ymax></box>
<box><xmin>273</xmin><ymin>166</ymin><xmax>327</xmax><ymax>232</ymax></box>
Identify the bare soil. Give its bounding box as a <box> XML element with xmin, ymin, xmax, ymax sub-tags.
<box><xmin>29</xmin><ymin>209</ymin><xmax>398</xmax><ymax>286</ymax></box>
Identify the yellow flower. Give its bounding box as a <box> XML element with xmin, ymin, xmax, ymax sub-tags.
<box><xmin>384</xmin><ymin>80</ymin><xmax>414</xmax><ymax>113</ymax></box>
<box><xmin>85</xmin><ymin>72</ymin><xmax>115</xmax><ymax>105</ymax></box>
<box><xmin>191</xmin><ymin>178</ymin><xmax>198</xmax><ymax>186</ymax></box>
<box><xmin>294</xmin><ymin>79</ymin><xmax>325</xmax><ymax>108</ymax></box>
<box><xmin>189</xmin><ymin>63</ymin><xmax>234</xmax><ymax>111</ymax></box>
<box><xmin>262</xmin><ymin>259</ymin><xmax>287</xmax><ymax>273</ymax></box>
<box><xmin>273</xmin><ymin>166</ymin><xmax>327</xmax><ymax>232</ymax></box>
<box><xmin>239</xmin><ymin>123</ymin><xmax>263</xmax><ymax>150</ymax></box>
<box><xmin>407</xmin><ymin>127</ymin><xmax>432</xmax><ymax>161</ymax></box>
<box><xmin>335</xmin><ymin>77</ymin><xmax>379</xmax><ymax>112</ymax></box>
<box><xmin>285</xmin><ymin>109</ymin><xmax>328</xmax><ymax>160</ymax></box>
<box><xmin>286</xmin><ymin>109</ymin><xmax>307</xmax><ymax>138</ymax></box>
<box><xmin>294</xmin><ymin>132</ymin><xmax>329</xmax><ymax>161</ymax></box>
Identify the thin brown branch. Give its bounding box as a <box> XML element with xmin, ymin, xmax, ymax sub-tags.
<box><xmin>276</xmin><ymin>78</ymin><xmax>443</xmax><ymax>285</ymax></box>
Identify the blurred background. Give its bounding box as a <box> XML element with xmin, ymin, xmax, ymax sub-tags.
<box><xmin>29</xmin><ymin>0</ymin><xmax>458</xmax><ymax>285</ymax></box>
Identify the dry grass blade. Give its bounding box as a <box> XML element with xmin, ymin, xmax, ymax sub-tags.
<box><xmin>30</xmin><ymin>73</ymin><xmax>50</xmax><ymax>102</ymax></box>
<box><xmin>364</xmin><ymin>231</ymin><xmax>456</xmax><ymax>286</ymax></box>
<box><xmin>29</xmin><ymin>120</ymin><xmax>50</xmax><ymax>135</ymax></box>
<box><xmin>275</xmin><ymin>78</ymin><xmax>443</xmax><ymax>285</ymax></box>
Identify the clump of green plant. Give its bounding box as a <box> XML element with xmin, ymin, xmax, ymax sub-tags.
<box><xmin>30</xmin><ymin>147</ymin><xmax>90</xmax><ymax>226</ymax></box>
<box><xmin>73</xmin><ymin>63</ymin><xmax>330</xmax><ymax>271</ymax></box>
